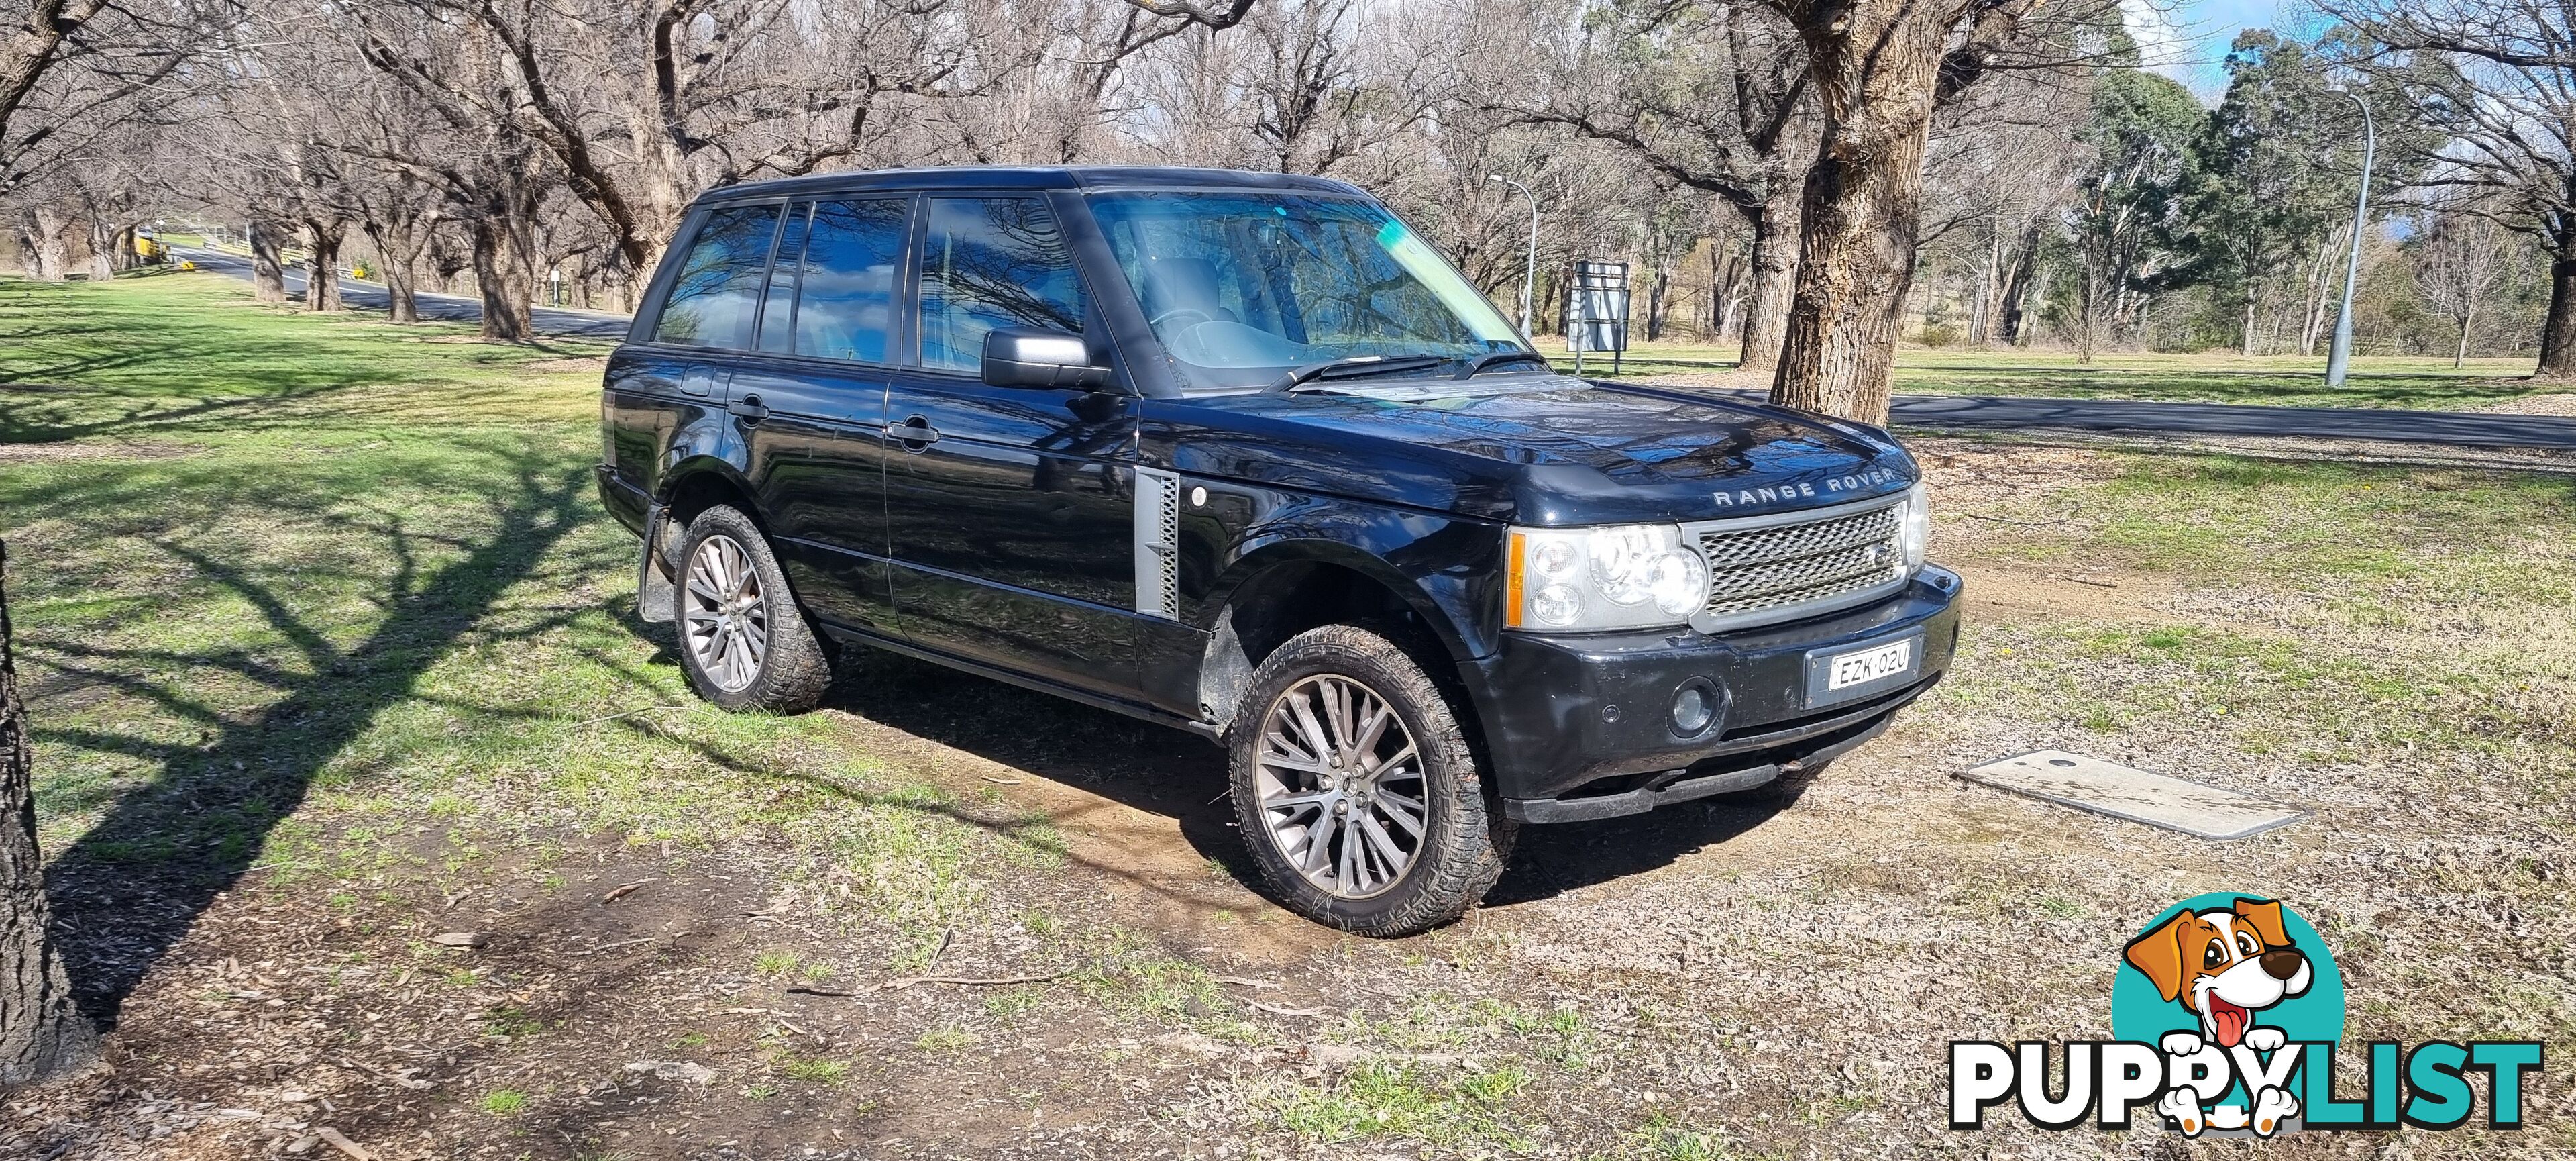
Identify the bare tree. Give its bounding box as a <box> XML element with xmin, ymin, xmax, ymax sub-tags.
<box><xmin>1501</xmin><ymin>0</ymin><xmax>1815</xmax><ymax>373</ymax></box>
<box><xmin>2412</xmin><ymin>200</ymin><xmax>2516</xmax><ymax>366</ymax></box>
<box><xmin>2321</xmin><ymin>0</ymin><xmax>2576</xmax><ymax>376</ymax></box>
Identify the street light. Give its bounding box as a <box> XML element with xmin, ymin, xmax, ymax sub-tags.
<box><xmin>2325</xmin><ymin>89</ymin><xmax>2377</xmax><ymax>390</ymax></box>
<box><xmin>1487</xmin><ymin>174</ymin><xmax>1538</xmax><ymax>339</ymax></box>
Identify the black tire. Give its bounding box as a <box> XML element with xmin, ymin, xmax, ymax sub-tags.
<box><xmin>669</xmin><ymin>505</ymin><xmax>833</xmax><ymax>713</ymax></box>
<box><xmin>1227</xmin><ymin>625</ymin><xmax>1514</xmax><ymax>937</ymax></box>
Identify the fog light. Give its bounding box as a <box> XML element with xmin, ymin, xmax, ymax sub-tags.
<box><xmin>1670</xmin><ymin>680</ymin><xmax>1719</xmax><ymax>737</ymax></box>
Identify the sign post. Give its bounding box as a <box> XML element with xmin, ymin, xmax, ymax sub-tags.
<box><xmin>1565</xmin><ymin>260</ymin><xmax>1630</xmax><ymax>376</ymax></box>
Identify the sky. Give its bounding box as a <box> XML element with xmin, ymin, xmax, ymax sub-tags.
<box><xmin>2132</xmin><ymin>0</ymin><xmax>2302</xmax><ymax>100</ymax></box>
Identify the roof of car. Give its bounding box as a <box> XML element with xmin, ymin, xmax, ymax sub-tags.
<box><xmin>693</xmin><ymin>166</ymin><xmax>1370</xmax><ymax>207</ymax></box>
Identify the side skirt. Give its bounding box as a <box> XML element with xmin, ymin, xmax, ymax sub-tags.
<box><xmin>819</xmin><ymin>620</ymin><xmax>1223</xmax><ymax>745</ymax></box>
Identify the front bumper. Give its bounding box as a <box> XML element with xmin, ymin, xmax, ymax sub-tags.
<box><xmin>1462</xmin><ymin>565</ymin><xmax>1962</xmax><ymax>821</ymax></box>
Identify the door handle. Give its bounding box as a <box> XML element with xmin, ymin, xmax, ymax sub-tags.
<box><xmin>885</xmin><ymin>415</ymin><xmax>941</xmax><ymax>450</ymax></box>
<box><xmin>727</xmin><ymin>395</ymin><xmax>769</xmax><ymax>423</ymax></box>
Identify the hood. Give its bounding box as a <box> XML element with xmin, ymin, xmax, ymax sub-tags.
<box><xmin>1163</xmin><ymin>374</ymin><xmax>1917</xmax><ymax>525</ymax></box>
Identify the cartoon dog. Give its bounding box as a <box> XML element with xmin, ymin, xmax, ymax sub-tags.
<box><xmin>2123</xmin><ymin>896</ymin><xmax>2314</xmax><ymax>1135</ymax></box>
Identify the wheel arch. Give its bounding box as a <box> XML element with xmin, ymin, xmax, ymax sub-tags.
<box><xmin>1194</xmin><ymin>543</ymin><xmax>1485</xmax><ymax>744</ymax></box>
<box><xmin>657</xmin><ymin>458</ymin><xmax>762</xmax><ymax>528</ymax></box>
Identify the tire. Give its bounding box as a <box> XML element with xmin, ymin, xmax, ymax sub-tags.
<box><xmin>669</xmin><ymin>505</ymin><xmax>833</xmax><ymax>713</ymax></box>
<box><xmin>1227</xmin><ymin>625</ymin><xmax>1514</xmax><ymax>937</ymax></box>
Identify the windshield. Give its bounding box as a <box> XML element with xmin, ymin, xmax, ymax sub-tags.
<box><xmin>1087</xmin><ymin>192</ymin><xmax>1529</xmax><ymax>391</ymax></box>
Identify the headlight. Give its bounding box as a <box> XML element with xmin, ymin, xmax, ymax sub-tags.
<box><xmin>1898</xmin><ymin>481</ymin><xmax>1930</xmax><ymax>571</ymax></box>
<box><xmin>1507</xmin><ymin>523</ymin><xmax>1709</xmax><ymax>632</ymax></box>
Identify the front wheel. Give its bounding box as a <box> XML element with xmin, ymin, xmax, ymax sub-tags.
<box><xmin>670</xmin><ymin>505</ymin><xmax>833</xmax><ymax>713</ymax></box>
<box><xmin>1227</xmin><ymin>625</ymin><xmax>1513</xmax><ymax>937</ymax></box>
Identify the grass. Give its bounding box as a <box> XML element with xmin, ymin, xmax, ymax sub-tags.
<box><xmin>1547</xmin><ymin>340</ymin><xmax>2557</xmax><ymax>409</ymax></box>
<box><xmin>1265</xmin><ymin>1060</ymin><xmax>1533</xmax><ymax>1148</ymax></box>
<box><xmin>0</xmin><ymin>272</ymin><xmax>1065</xmax><ymax>1002</ymax></box>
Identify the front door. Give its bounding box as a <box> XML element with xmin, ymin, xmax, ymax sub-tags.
<box><xmin>881</xmin><ymin>194</ymin><xmax>1143</xmax><ymax>696</ymax></box>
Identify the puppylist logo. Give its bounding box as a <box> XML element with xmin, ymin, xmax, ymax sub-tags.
<box><xmin>1950</xmin><ymin>893</ymin><xmax>2544</xmax><ymax>1136</ymax></box>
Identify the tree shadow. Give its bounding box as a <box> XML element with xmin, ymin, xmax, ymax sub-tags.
<box><xmin>31</xmin><ymin>457</ymin><xmax>590</xmax><ymax>1025</ymax></box>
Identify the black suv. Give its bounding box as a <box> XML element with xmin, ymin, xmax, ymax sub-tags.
<box><xmin>596</xmin><ymin>166</ymin><xmax>1961</xmax><ymax>935</ymax></box>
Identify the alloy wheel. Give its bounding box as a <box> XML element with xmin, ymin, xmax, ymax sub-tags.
<box><xmin>682</xmin><ymin>534</ymin><xmax>769</xmax><ymax>692</ymax></box>
<box><xmin>1254</xmin><ymin>673</ymin><xmax>1428</xmax><ymax>899</ymax></box>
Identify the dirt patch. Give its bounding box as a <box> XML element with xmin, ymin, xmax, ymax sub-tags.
<box><xmin>524</xmin><ymin>357</ymin><xmax>606</xmax><ymax>375</ymax></box>
<box><xmin>2477</xmin><ymin>390</ymin><xmax>2576</xmax><ymax>415</ymax></box>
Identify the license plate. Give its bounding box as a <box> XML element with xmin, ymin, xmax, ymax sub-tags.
<box><xmin>1826</xmin><ymin>640</ymin><xmax>1912</xmax><ymax>689</ymax></box>
<box><xmin>1803</xmin><ymin>632</ymin><xmax>1923</xmax><ymax>707</ymax></box>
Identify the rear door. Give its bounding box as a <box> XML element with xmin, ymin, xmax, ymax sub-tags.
<box><xmin>732</xmin><ymin>197</ymin><xmax>912</xmax><ymax>634</ymax></box>
<box><xmin>879</xmin><ymin>193</ymin><xmax>1144</xmax><ymax>695</ymax></box>
<box><xmin>606</xmin><ymin>203</ymin><xmax>777</xmax><ymax>502</ymax></box>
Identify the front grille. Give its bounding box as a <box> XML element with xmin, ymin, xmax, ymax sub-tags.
<box><xmin>1693</xmin><ymin>499</ymin><xmax>1904</xmax><ymax>625</ymax></box>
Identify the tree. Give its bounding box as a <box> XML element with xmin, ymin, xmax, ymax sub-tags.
<box><xmin>1759</xmin><ymin>0</ymin><xmax>2072</xmax><ymax>421</ymax></box>
<box><xmin>2172</xmin><ymin>33</ymin><xmax>2364</xmax><ymax>357</ymax></box>
<box><xmin>2412</xmin><ymin>199</ymin><xmax>2515</xmax><ymax>366</ymax></box>
<box><xmin>1505</xmin><ymin>0</ymin><xmax>1815</xmax><ymax>374</ymax></box>
<box><xmin>0</xmin><ymin>544</ymin><xmax>95</xmax><ymax>1087</ymax></box>
<box><xmin>2319</xmin><ymin>0</ymin><xmax>2576</xmax><ymax>376</ymax></box>
<box><xmin>2059</xmin><ymin>67</ymin><xmax>2200</xmax><ymax>359</ymax></box>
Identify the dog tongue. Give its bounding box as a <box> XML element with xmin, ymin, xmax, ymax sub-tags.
<box><xmin>2208</xmin><ymin>998</ymin><xmax>2249</xmax><ymax>1048</ymax></box>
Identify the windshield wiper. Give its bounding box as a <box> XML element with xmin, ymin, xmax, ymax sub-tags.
<box><xmin>1263</xmin><ymin>354</ymin><xmax>1448</xmax><ymax>394</ymax></box>
<box><xmin>1455</xmin><ymin>350</ymin><xmax>1555</xmax><ymax>380</ymax></box>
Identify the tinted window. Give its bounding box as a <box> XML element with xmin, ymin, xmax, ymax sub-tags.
<box><xmin>653</xmin><ymin>205</ymin><xmax>782</xmax><ymax>349</ymax></box>
<box><xmin>753</xmin><ymin>203</ymin><xmax>812</xmax><ymax>354</ymax></box>
<box><xmin>795</xmin><ymin>199</ymin><xmax>908</xmax><ymax>364</ymax></box>
<box><xmin>919</xmin><ymin>197</ymin><xmax>1085</xmax><ymax>372</ymax></box>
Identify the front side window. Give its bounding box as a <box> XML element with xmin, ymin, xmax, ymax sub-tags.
<box><xmin>1087</xmin><ymin>192</ymin><xmax>1525</xmax><ymax>390</ymax></box>
<box><xmin>918</xmin><ymin>197</ymin><xmax>1086</xmax><ymax>373</ymax></box>
<box><xmin>653</xmin><ymin>205</ymin><xmax>782</xmax><ymax>350</ymax></box>
<box><xmin>795</xmin><ymin>199</ymin><xmax>908</xmax><ymax>364</ymax></box>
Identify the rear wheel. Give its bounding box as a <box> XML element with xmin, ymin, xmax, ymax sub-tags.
<box><xmin>672</xmin><ymin>505</ymin><xmax>832</xmax><ymax>713</ymax></box>
<box><xmin>1228</xmin><ymin>625</ymin><xmax>1512</xmax><ymax>936</ymax></box>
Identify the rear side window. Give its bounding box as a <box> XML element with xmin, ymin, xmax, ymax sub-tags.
<box><xmin>918</xmin><ymin>197</ymin><xmax>1085</xmax><ymax>373</ymax></box>
<box><xmin>652</xmin><ymin>205</ymin><xmax>782</xmax><ymax>350</ymax></box>
<box><xmin>793</xmin><ymin>199</ymin><xmax>908</xmax><ymax>364</ymax></box>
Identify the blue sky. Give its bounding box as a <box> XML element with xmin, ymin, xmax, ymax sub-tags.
<box><xmin>2133</xmin><ymin>0</ymin><xmax>2305</xmax><ymax>99</ymax></box>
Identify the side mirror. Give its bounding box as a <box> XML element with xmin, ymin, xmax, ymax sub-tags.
<box><xmin>981</xmin><ymin>327</ymin><xmax>1112</xmax><ymax>389</ymax></box>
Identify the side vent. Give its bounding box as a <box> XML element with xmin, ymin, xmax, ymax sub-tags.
<box><xmin>1134</xmin><ymin>466</ymin><xmax>1183</xmax><ymax>619</ymax></box>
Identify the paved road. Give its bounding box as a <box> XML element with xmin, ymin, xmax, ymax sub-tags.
<box><xmin>170</xmin><ymin>245</ymin><xmax>2576</xmax><ymax>450</ymax></box>
<box><xmin>174</xmin><ymin>245</ymin><xmax>631</xmax><ymax>340</ymax></box>
<box><xmin>1876</xmin><ymin>391</ymin><xmax>2576</xmax><ymax>452</ymax></box>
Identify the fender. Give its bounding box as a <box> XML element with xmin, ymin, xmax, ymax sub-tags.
<box><xmin>1203</xmin><ymin>517</ymin><xmax>1504</xmax><ymax>666</ymax></box>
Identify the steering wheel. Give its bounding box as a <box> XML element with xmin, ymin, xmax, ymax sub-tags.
<box><xmin>1149</xmin><ymin>307</ymin><xmax>1214</xmax><ymax>331</ymax></box>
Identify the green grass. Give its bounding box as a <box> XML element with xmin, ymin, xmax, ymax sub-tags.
<box><xmin>1956</xmin><ymin>454</ymin><xmax>2576</xmax><ymax>610</ymax></box>
<box><xmin>1547</xmin><ymin>341</ymin><xmax>2555</xmax><ymax>409</ymax></box>
<box><xmin>1266</xmin><ymin>1060</ymin><xmax>1533</xmax><ymax>1148</ymax></box>
<box><xmin>0</xmin><ymin>273</ymin><xmax>1065</xmax><ymax>976</ymax></box>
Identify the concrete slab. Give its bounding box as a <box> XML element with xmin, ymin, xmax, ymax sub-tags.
<box><xmin>1959</xmin><ymin>750</ymin><xmax>2304</xmax><ymax>840</ymax></box>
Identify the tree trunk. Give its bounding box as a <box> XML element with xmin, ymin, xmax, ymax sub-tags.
<box><xmin>2239</xmin><ymin>285</ymin><xmax>2258</xmax><ymax>358</ymax></box>
<box><xmin>1736</xmin><ymin>186</ymin><xmax>1800</xmax><ymax>376</ymax></box>
<box><xmin>383</xmin><ymin>262</ymin><xmax>420</xmax><ymax>324</ymax></box>
<box><xmin>2538</xmin><ymin>245</ymin><xmax>2576</xmax><ymax>378</ymax></box>
<box><xmin>83</xmin><ymin>217</ymin><xmax>113</xmax><ymax>283</ymax></box>
<box><xmin>248</xmin><ymin>221</ymin><xmax>288</xmax><ymax>305</ymax></box>
<box><xmin>1769</xmin><ymin>30</ymin><xmax>1940</xmax><ymax>423</ymax></box>
<box><xmin>468</xmin><ymin>213</ymin><xmax>535</xmax><ymax>342</ymax></box>
<box><xmin>303</xmin><ymin>221</ymin><xmax>344</xmax><ymax>313</ymax></box>
<box><xmin>1996</xmin><ymin>234</ymin><xmax>2034</xmax><ymax>344</ymax></box>
<box><xmin>0</xmin><ymin>543</ymin><xmax>97</xmax><ymax>1088</ymax></box>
